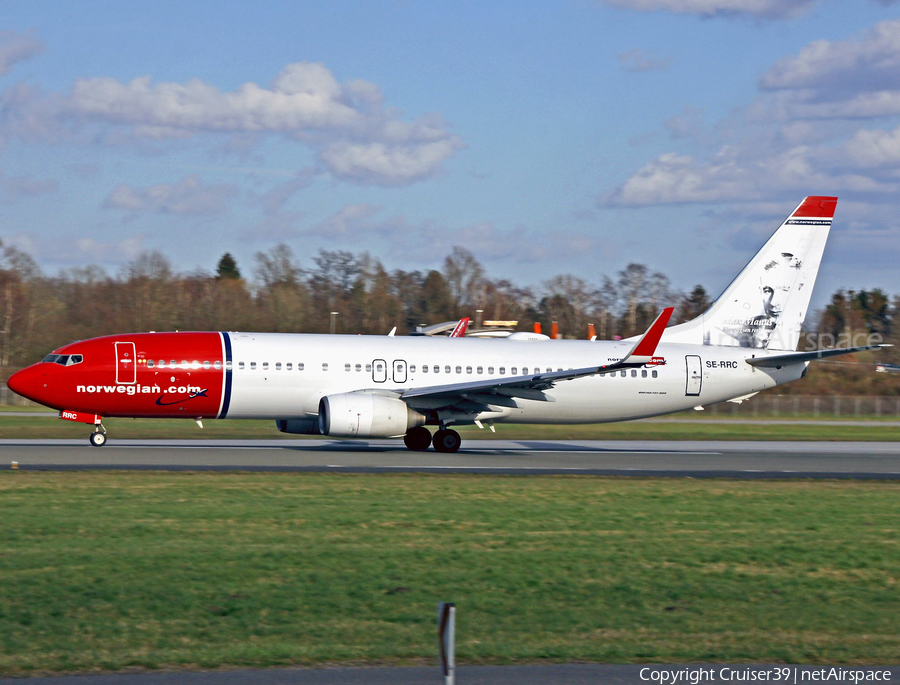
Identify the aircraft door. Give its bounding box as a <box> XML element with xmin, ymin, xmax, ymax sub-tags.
<box><xmin>115</xmin><ymin>342</ymin><xmax>137</xmax><ymax>384</ymax></box>
<box><xmin>685</xmin><ymin>355</ymin><xmax>702</xmax><ymax>396</ymax></box>
<box><xmin>393</xmin><ymin>359</ymin><xmax>407</xmax><ymax>383</ymax></box>
<box><xmin>372</xmin><ymin>359</ymin><xmax>387</xmax><ymax>383</ymax></box>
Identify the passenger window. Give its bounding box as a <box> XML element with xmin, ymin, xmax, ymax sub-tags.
<box><xmin>215</xmin><ymin>361</ymin><xmax>223</xmax><ymax>370</ymax></box>
<box><xmin>365</xmin><ymin>363</ymin><xmax>371</xmax><ymax>372</ymax></box>
<box><xmin>499</xmin><ymin>367</ymin><xmax>506</xmax><ymax>374</ymax></box>
<box><xmin>641</xmin><ymin>369</ymin><xmax>647</xmax><ymax>378</ymax></box>
<box><xmin>203</xmin><ymin>361</ymin><xmax>211</xmax><ymax>370</ymax></box>
<box><xmin>523</xmin><ymin>367</ymin><xmax>529</xmax><ymax>374</ymax></box>
<box><xmin>511</xmin><ymin>367</ymin><xmax>517</xmax><ymax>375</ymax></box>
<box><xmin>250</xmin><ymin>362</ymin><xmax>257</xmax><ymax>370</ymax></box>
<box><xmin>620</xmin><ymin>370</ymin><xmax>626</xmax><ymax>377</ymax></box>
<box><xmin>344</xmin><ymin>363</ymin><xmax>351</xmax><ymax>372</ymax></box>
<box><xmin>455</xmin><ymin>366</ymin><xmax>462</xmax><ymax>374</ymax></box>
<box><xmin>445</xmin><ymin>365</ymin><xmax>451</xmax><ymax>374</ymax></box>
<box><xmin>410</xmin><ymin>365</ymin><xmax>416</xmax><ymax>373</ymax></box>
<box><xmin>239</xmin><ymin>361</ymin><xmax>245</xmax><ymax>370</ymax></box>
<box><xmin>147</xmin><ymin>359</ymin><xmax>155</xmax><ymax>368</ymax></box>
<box><xmin>298</xmin><ymin>363</ymin><xmax>305</xmax><ymax>371</ymax></box>
<box><xmin>322</xmin><ymin>363</ymin><xmax>329</xmax><ymax>371</ymax></box>
<box><xmin>546</xmin><ymin>368</ymin><xmax>552</xmax><ymax>373</ymax></box>
<box><xmin>631</xmin><ymin>369</ymin><xmax>637</xmax><ymax>377</ymax></box>
<box><xmin>488</xmin><ymin>366</ymin><xmax>494</xmax><ymax>374</ymax></box>
<box><xmin>423</xmin><ymin>365</ymin><xmax>429</xmax><ymax>373</ymax></box>
<box><xmin>286</xmin><ymin>362</ymin><xmax>292</xmax><ymax>371</ymax></box>
<box><xmin>652</xmin><ymin>370</ymin><xmax>658</xmax><ymax>378</ymax></box>
<box><xmin>355</xmin><ymin>363</ymin><xmax>361</xmax><ymax>372</ymax></box>
<box><xmin>262</xmin><ymin>362</ymin><xmax>269</xmax><ymax>371</ymax></box>
<box><xmin>191</xmin><ymin>360</ymin><xmax>201</xmax><ymax>369</ymax></box>
<box><xmin>465</xmin><ymin>366</ymin><xmax>472</xmax><ymax>374</ymax></box>
<box><xmin>434</xmin><ymin>365</ymin><xmax>440</xmax><ymax>373</ymax></box>
<box><xmin>477</xmin><ymin>366</ymin><xmax>483</xmax><ymax>374</ymax></box>
<box><xmin>170</xmin><ymin>360</ymin><xmax>177</xmax><ymax>368</ymax></box>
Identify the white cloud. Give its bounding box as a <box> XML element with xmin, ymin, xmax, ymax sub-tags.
<box><xmin>301</xmin><ymin>204</ymin><xmax>601</xmax><ymax>266</ymax></box>
<box><xmin>8</xmin><ymin>232</ymin><xmax>146</xmax><ymax>265</ymax></box>
<box><xmin>603</xmin><ymin>0</ymin><xmax>815</xmax><ymax>19</ymax></box>
<box><xmin>103</xmin><ymin>175</ymin><xmax>236</xmax><ymax>215</ymax></box>
<box><xmin>304</xmin><ymin>203</ymin><xmax>383</xmax><ymax>238</ymax></box>
<box><xmin>604</xmin><ymin>19</ymin><xmax>900</xmax><ymax>208</ymax></box>
<box><xmin>618</xmin><ymin>49</ymin><xmax>670</xmax><ymax>73</ymax></box>
<box><xmin>0</xmin><ymin>171</ymin><xmax>57</xmax><ymax>201</ymax></box>
<box><xmin>841</xmin><ymin>125</ymin><xmax>900</xmax><ymax>168</ymax></box>
<box><xmin>761</xmin><ymin>20</ymin><xmax>900</xmax><ymax>92</ymax></box>
<box><xmin>0</xmin><ymin>61</ymin><xmax>462</xmax><ymax>186</ymax></box>
<box><xmin>319</xmin><ymin>138</ymin><xmax>463</xmax><ymax>186</ymax></box>
<box><xmin>59</xmin><ymin>61</ymin><xmax>463</xmax><ymax>186</ymax></box>
<box><xmin>0</xmin><ymin>30</ymin><xmax>43</xmax><ymax>76</ymax></box>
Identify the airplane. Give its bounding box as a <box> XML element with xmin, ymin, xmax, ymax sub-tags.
<box><xmin>7</xmin><ymin>196</ymin><xmax>883</xmax><ymax>452</ymax></box>
<box><xmin>448</xmin><ymin>318</ymin><xmax>469</xmax><ymax>338</ymax></box>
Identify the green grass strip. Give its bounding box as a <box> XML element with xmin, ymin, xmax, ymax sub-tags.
<box><xmin>3</xmin><ymin>415</ymin><xmax>900</xmax><ymax>441</ymax></box>
<box><xmin>0</xmin><ymin>473</ymin><xmax>898</xmax><ymax>674</ymax></box>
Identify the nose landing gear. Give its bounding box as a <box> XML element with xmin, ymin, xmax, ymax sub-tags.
<box><xmin>89</xmin><ymin>428</ymin><xmax>108</xmax><ymax>447</ymax></box>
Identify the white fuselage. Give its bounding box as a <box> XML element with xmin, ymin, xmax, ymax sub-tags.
<box><xmin>223</xmin><ymin>333</ymin><xmax>804</xmax><ymax>424</ymax></box>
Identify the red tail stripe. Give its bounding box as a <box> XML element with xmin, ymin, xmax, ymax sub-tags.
<box><xmin>792</xmin><ymin>196</ymin><xmax>837</xmax><ymax>218</ymax></box>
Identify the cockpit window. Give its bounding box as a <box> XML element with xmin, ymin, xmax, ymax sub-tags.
<box><xmin>41</xmin><ymin>354</ymin><xmax>83</xmax><ymax>366</ymax></box>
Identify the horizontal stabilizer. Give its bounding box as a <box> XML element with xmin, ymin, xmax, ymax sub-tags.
<box><xmin>746</xmin><ymin>344</ymin><xmax>889</xmax><ymax>368</ymax></box>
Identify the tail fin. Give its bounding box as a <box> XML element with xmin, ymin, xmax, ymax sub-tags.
<box><xmin>449</xmin><ymin>318</ymin><xmax>470</xmax><ymax>338</ymax></box>
<box><xmin>663</xmin><ymin>196</ymin><xmax>836</xmax><ymax>351</ymax></box>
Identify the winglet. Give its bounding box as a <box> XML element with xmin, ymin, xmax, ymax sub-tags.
<box><xmin>449</xmin><ymin>318</ymin><xmax>470</xmax><ymax>338</ymax></box>
<box><xmin>627</xmin><ymin>307</ymin><xmax>674</xmax><ymax>362</ymax></box>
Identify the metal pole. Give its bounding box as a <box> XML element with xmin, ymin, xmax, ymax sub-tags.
<box><xmin>438</xmin><ymin>602</ymin><xmax>455</xmax><ymax>685</ymax></box>
<box><xmin>330</xmin><ymin>311</ymin><xmax>339</xmax><ymax>335</ymax></box>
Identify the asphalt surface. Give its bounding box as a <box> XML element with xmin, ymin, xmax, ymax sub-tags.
<box><xmin>1</xmin><ymin>438</ymin><xmax>899</xmax><ymax>478</ymax></box>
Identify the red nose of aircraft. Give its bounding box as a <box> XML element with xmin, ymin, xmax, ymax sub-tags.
<box><xmin>7</xmin><ymin>364</ymin><xmax>53</xmax><ymax>407</ymax></box>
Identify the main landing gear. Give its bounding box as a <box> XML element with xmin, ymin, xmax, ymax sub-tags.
<box><xmin>403</xmin><ymin>426</ymin><xmax>462</xmax><ymax>453</ymax></box>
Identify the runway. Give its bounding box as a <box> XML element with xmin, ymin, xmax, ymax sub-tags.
<box><xmin>2</xmin><ymin>438</ymin><xmax>899</xmax><ymax>478</ymax></box>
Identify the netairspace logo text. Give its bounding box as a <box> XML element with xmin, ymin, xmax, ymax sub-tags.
<box><xmin>640</xmin><ymin>667</ymin><xmax>893</xmax><ymax>684</ymax></box>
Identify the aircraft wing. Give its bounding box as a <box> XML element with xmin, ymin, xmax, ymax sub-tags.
<box><xmin>400</xmin><ymin>307</ymin><xmax>674</xmax><ymax>406</ymax></box>
<box><xmin>746</xmin><ymin>344</ymin><xmax>889</xmax><ymax>368</ymax></box>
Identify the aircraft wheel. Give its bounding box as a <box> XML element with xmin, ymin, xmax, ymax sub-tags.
<box><xmin>433</xmin><ymin>429</ymin><xmax>461</xmax><ymax>453</ymax></box>
<box><xmin>403</xmin><ymin>426</ymin><xmax>432</xmax><ymax>451</ymax></box>
<box><xmin>89</xmin><ymin>431</ymin><xmax>107</xmax><ymax>447</ymax></box>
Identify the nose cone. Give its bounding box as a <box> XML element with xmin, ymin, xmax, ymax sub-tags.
<box><xmin>7</xmin><ymin>365</ymin><xmax>51</xmax><ymax>406</ymax></box>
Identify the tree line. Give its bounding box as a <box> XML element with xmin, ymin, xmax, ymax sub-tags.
<box><xmin>2</xmin><ymin>240</ymin><xmax>899</xmax><ymax>395</ymax></box>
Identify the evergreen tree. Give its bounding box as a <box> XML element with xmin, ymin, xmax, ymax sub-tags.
<box><xmin>216</xmin><ymin>253</ymin><xmax>242</xmax><ymax>280</ymax></box>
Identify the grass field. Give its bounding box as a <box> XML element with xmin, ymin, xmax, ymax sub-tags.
<box><xmin>0</xmin><ymin>472</ymin><xmax>898</xmax><ymax>674</ymax></box>
<box><xmin>3</xmin><ymin>412</ymin><xmax>900</xmax><ymax>442</ymax></box>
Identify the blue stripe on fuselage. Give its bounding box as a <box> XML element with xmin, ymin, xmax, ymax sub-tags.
<box><xmin>219</xmin><ymin>332</ymin><xmax>233</xmax><ymax>419</ymax></box>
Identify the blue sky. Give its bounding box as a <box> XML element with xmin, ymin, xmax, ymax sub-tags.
<box><xmin>2</xmin><ymin>0</ymin><xmax>900</xmax><ymax>310</ymax></box>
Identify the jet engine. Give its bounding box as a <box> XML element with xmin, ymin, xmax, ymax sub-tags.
<box><xmin>318</xmin><ymin>393</ymin><xmax>425</xmax><ymax>438</ymax></box>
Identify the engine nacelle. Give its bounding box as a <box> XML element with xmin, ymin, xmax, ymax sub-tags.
<box><xmin>318</xmin><ymin>393</ymin><xmax>425</xmax><ymax>438</ymax></box>
<box><xmin>275</xmin><ymin>418</ymin><xmax>321</xmax><ymax>435</ymax></box>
